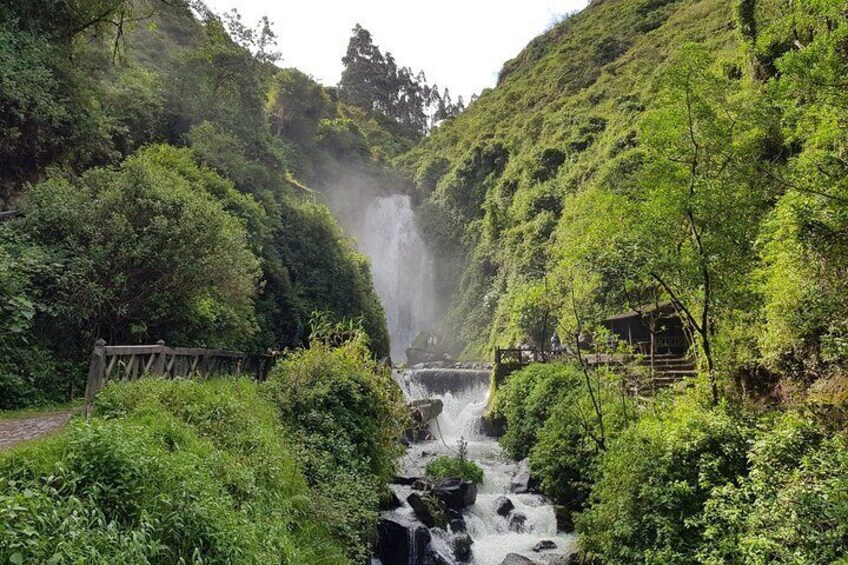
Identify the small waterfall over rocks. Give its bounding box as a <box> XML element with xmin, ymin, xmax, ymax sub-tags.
<box><xmin>375</xmin><ymin>367</ymin><xmax>576</xmax><ymax>565</ymax></box>
<box><xmin>349</xmin><ymin>194</ymin><xmax>436</xmax><ymax>361</ymax></box>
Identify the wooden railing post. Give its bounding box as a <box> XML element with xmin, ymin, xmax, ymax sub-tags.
<box><xmin>201</xmin><ymin>351</ymin><xmax>210</xmax><ymax>378</ymax></box>
<box><xmin>153</xmin><ymin>340</ymin><xmax>167</xmax><ymax>375</ymax></box>
<box><xmin>84</xmin><ymin>338</ymin><xmax>107</xmax><ymax>417</ymax></box>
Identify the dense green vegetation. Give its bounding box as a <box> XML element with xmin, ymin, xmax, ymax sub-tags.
<box><xmin>264</xmin><ymin>327</ymin><xmax>406</xmax><ymax>560</ymax></box>
<box><xmin>494</xmin><ymin>362</ymin><xmax>633</xmax><ymax>514</ymax></box>
<box><xmin>0</xmin><ymin>0</ymin><xmax>418</xmax><ymax>408</ymax></box>
<box><xmin>420</xmin><ymin>438</ymin><xmax>484</xmax><ymax>507</ymax></box>
<box><xmin>473</xmin><ymin>4</ymin><xmax>848</xmax><ymax>559</ymax></box>
<box><xmin>425</xmin><ymin>454</ymin><xmax>485</xmax><ymax>485</ymax></box>
<box><xmin>0</xmin><ymin>325</ymin><xmax>405</xmax><ymax>564</ymax></box>
<box><xmin>0</xmin><ymin>379</ymin><xmax>348</xmax><ymax>564</ymax></box>
<box><xmin>494</xmin><ymin>361</ymin><xmax>848</xmax><ymax>563</ymax></box>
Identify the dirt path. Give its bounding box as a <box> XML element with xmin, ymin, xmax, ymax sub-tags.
<box><xmin>0</xmin><ymin>411</ymin><xmax>74</xmax><ymax>450</ymax></box>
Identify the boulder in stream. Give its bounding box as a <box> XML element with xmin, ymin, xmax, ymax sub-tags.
<box><xmin>532</xmin><ymin>540</ymin><xmax>558</xmax><ymax>552</ymax></box>
<box><xmin>499</xmin><ymin>554</ymin><xmax>539</xmax><ymax>565</ymax></box>
<box><xmin>407</xmin><ymin>492</ymin><xmax>447</xmax><ymax>529</ymax></box>
<box><xmin>494</xmin><ymin>495</ymin><xmax>515</xmax><ymax>516</ymax></box>
<box><xmin>379</xmin><ymin>488</ymin><xmax>402</xmax><ymax>511</ymax></box>
<box><xmin>448</xmin><ymin>518</ymin><xmax>466</xmax><ymax>533</ymax></box>
<box><xmin>508</xmin><ymin>511</ymin><xmax>530</xmax><ymax>533</ymax></box>
<box><xmin>409</xmin><ymin>398</ymin><xmax>444</xmax><ymax>422</ymax></box>
<box><xmin>432</xmin><ymin>478</ymin><xmax>477</xmax><ymax>511</ymax></box>
<box><xmin>451</xmin><ymin>532</ymin><xmax>473</xmax><ymax>562</ymax></box>
<box><xmin>422</xmin><ymin>547</ymin><xmax>452</xmax><ymax>565</ymax></box>
<box><xmin>554</xmin><ymin>504</ymin><xmax>576</xmax><ymax>533</ymax></box>
<box><xmin>376</xmin><ymin>516</ymin><xmax>431</xmax><ymax>565</ymax></box>
<box><xmin>510</xmin><ymin>458</ymin><xmax>533</xmax><ymax>494</ymax></box>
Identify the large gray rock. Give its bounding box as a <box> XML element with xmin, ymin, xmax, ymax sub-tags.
<box><xmin>433</xmin><ymin>478</ymin><xmax>477</xmax><ymax>511</ymax></box>
<box><xmin>407</xmin><ymin>492</ymin><xmax>447</xmax><ymax>529</ymax></box>
<box><xmin>508</xmin><ymin>511</ymin><xmax>529</xmax><ymax>533</ymax></box>
<box><xmin>409</xmin><ymin>398</ymin><xmax>444</xmax><ymax>422</ymax></box>
<box><xmin>451</xmin><ymin>532</ymin><xmax>473</xmax><ymax>562</ymax></box>
<box><xmin>499</xmin><ymin>554</ymin><xmax>539</xmax><ymax>565</ymax></box>
<box><xmin>422</xmin><ymin>547</ymin><xmax>452</xmax><ymax>565</ymax></box>
<box><xmin>379</xmin><ymin>488</ymin><xmax>402</xmax><ymax>511</ymax></box>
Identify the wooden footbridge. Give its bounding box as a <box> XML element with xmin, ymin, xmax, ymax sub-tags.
<box><xmin>84</xmin><ymin>339</ymin><xmax>275</xmax><ymax>414</ymax></box>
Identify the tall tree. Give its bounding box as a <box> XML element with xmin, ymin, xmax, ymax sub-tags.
<box><xmin>338</xmin><ymin>24</ymin><xmax>462</xmax><ymax>137</ymax></box>
<box><xmin>634</xmin><ymin>46</ymin><xmax>770</xmax><ymax>403</ymax></box>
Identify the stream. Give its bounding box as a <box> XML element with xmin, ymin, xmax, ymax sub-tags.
<box><xmin>375</xmin><ymin>367</ymin><xmax>576</xmax><ymax>565</ymax></box>
<box><xmin>340</xmin><ymin>193</ymin><xmax>574</xmax><ymax>563</ymax></box>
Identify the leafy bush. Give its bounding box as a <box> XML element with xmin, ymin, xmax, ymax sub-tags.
<box><xmin>0</xmin><ymin>378</ymin><xmax>348</xmax><ymax>564</ymax></box>
<box><xmin>426</xmin><ymin>456</ymin><xmax>484</xmax><ymax>484</ymax></box>
<box><xmin>530</xmin><ymin>365</ymin><xmax>634</xmax><ymax>506</ymax></box>
<box><xmin>10</xmin><ymin>145</ymin><xmax>261</xmax><ymax>352</ymax></box>
<box><xmin>576</xmin><ymin>394</ymin><xmax>754</xmax><ymax>564</ymax></box>
<box><xmin>701</xmin><ymin>411</ymin><xmax>848</xmax><ymax>564</ymax></box>
<box><xmin>493</xmin><ymin>363</ymin><xmax>585</xmax><ymax>460</ymax></box>
<box><xmin>263</xmin><ymin>332</ymin><xmax>405</xmax><ymax>561</ymax></box>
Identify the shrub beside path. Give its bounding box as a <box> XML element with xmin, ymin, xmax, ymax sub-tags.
<box><xmin>0</xmin><ymin>411</ymin><xmax>74</xmax><ymax>449</ymax></box>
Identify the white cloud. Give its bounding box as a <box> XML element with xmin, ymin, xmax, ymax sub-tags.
<box><xmin>203</xmin><ymin>0</ymin><xmax>589</xmax><ymax>100</ymax></box>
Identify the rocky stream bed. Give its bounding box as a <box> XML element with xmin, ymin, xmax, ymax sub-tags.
<box><xmin>370</xmin><ymin>367</ymin><xmax>577</xmax><ymax>565</ymax></box>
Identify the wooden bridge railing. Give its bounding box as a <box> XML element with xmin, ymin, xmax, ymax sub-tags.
<box><xmin>84</xmin><ymin>339</ymin><xmax>275</xmax><ymax>415</ymax></box>
<box><xmin>494</xmin><ymin>347</ymin><xmax>570</xmax><ymax>366</ymax></box>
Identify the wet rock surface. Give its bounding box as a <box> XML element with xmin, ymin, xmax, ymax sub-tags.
<box><xmin>376</xmin><ymin>514</ymin><xmax>431</xmax><ymax>565</ymax></box>
<box><xmin>452</xmin><ymin>532</ymin><xmax>474</xmax><ymax>562</ymax></box>
<box><xmin>494</xmin><ymin>496</ymin><xmax>515</xmax><ymax>516</ymax></box>
<box><xmin>408</xmin><ymin>492</ymin><xmax>448</xmax><ymax>529</ymax></box>
<box><xmin>508</xmin><ymin>512</ymin><xmax>529</xmax><ymax>533</ymax></box>
<box><xmin>499</xmin><ymin>554</ymin><xmax>538</xmax><ymax>565</ymax></box>
<box><xmin>433</xmin><ymin>478</ymin><xmax>478</xmax><ymax>511</ymax></box>
<box><xmin>509</xmin><ymin>459</ymin><xmax>533</xmax><ymax>494</ymax></box>
<box><xmin>532</xmin><ymin>540</ymin><xmax>557</xmax><ymax>552</ymax></box>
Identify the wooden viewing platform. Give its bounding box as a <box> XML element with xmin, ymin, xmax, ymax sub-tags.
<box><xmin>494</xmin><ymin>346</ymin><xmax>697</xmax><ymax>398</ymax></box>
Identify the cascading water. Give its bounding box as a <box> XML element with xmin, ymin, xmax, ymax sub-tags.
<box><xmin>348</xmin><ymin>194</ymin><xmax>436</xmax><ymax>361</ymax></box>
<box><xmin>387</xmin><ymin>368</ymin><xmax>576</xmax><ymax>565</ymax></box>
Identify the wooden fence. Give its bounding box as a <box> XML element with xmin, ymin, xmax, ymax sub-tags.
<box><xmin>494</xmin><ymin>347</ymin><xmax>568</xmax><ymax>366</ymax></box>
<box><xmin>84</xmin><ymin>339</ymin><xmax>275</xmax><ymax>415</ymax></box>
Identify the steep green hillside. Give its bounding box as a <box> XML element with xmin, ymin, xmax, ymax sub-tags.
<box><xmin>401</xmin><ymin>0</ymin><xmax>741</xmax><ymax>356</ymax></box>
<box><xmin>403</xmin><ymin>0</ymin><xmax>848</xmax><ymax>391</ymax></box>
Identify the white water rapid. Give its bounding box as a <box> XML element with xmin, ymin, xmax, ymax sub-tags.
<box><xmin>388</xmin><ymin>368</ymin><xmax>576</xmax><ymax>565</ymax></box>
<box><xmin>349</xmin><ymin>195</ymin><xmax>436</xmax><ymax>361</ymax></box>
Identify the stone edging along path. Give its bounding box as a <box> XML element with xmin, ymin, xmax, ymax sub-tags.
<box><xmin>0</xmin><ymin>411</ymin><xmax>74</xmax><ymax>450</ymax></box>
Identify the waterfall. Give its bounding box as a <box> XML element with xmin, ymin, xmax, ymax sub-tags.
<box><xmin>351</xmin><ymin>194</ymin><xmax>436</xmax><ymax>361</ymax></box>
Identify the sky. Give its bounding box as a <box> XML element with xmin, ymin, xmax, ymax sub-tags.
<box><xmin>203</xmin><ymin>0</ymin><xmax>590</xmax><ymax>101</ymax></box>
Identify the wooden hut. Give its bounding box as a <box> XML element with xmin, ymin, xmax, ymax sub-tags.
<box><xmin>600</xmin><ymin>302</ymin><xmax>689</xmax><ymax>355</ymax></box>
